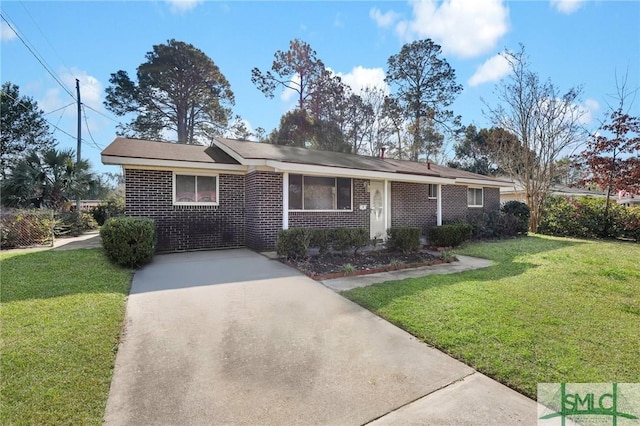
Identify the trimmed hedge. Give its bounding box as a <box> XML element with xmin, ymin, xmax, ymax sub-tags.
<box><xmin>429</xmin><ymin>223</ymin><xmax>473</xmax><ymax>247</ymax></box>
<box><xmin>277</xmin><ymin>227</ymin><xmax>371</xmax><ymax>259</ymax></box>
<box><xmin>276</xmin><ymin>228</ymin><xmax>311</xmax><ymax>260</ymax></box>
<box><xmin>101</xmin><ymin>217</ymin><xmax>156</xmax><ymax>268</ymax></box>
<box><xmin>387</xmin><ymin>227</ymin><xmax>421</xmax><ymax>253</ymax></box>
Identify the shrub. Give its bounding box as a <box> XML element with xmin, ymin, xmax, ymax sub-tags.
<box><xmin>90</xmin><ymin>199</ymin><xmax>125</xmax><ymax>226</ymax></box>
<box><xmin>330</xmin><ymin>228</ymin><xmax>370</xmax><ymax>254</ymax></box>
<box><xmin>310</xmin><ymin>228</ymin><xmax>332</xmax><ymax>255</ymax></box>
<box><xmin>0</xmin><ymin>210</ymin><xmax>53</xmax><ymax>249</ymax></box>
<box><xmin>429</xmin><ymin>223</ymin><xmax>472</xmax><ymax>247</ymax></box>
<box><xmin>276</xmin><ymin>228</ymin><xmax>311</xmax><ymax>260</ymax></box>
<box><xmin>538</xmin><ymin>196</ymin><xmax>629</xmax><ymax>239</ymax></box>
<box><xmin>101</xmin><ymin>217</ymin><xmax>156</xmax><ymax>268</ymax></box>
<box><xmin>621</xmin><ymin>207</ymin><xmax>640</xmax><ymax>242</ymax></box>
<box><xmin>501</xmin><ymin>201</ymin><xmax>530</xmax><ymax>234</ymax></box>
<box><xmin>387</xmin><ymin>227</ymin><xmax>421</xmax><ymax>253</ymax></box>
<box><xmin>53</xmin><ymin>211</ymin><xmax>98</xmax><ymax>237</ymax></box>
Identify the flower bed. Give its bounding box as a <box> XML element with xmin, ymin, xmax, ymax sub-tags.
<box><xmin>282</xmin><ymin>250</ymin><xmax>456</xmax><ymax>280</ymax></box>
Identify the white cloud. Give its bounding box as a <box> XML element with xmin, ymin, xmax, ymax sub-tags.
<box><xmin>369</xmin><ymin>7</ymin><xmax>401</xmax><ymax>28</ymax></box>
<box><xmin>1</xmin><ymin>21</ymin><xmax>17</xmax><ymax>42</ymax></box>
<box><xmin>61</xmin><ymin>67</ymin><xmax>104</xmax><ymax>111</ymax></box>
<box><xmin>550</xmin><ymin>0</ymin><xmax>585</xmax><ymax>14</ymax></box>
<box><xmin>280</xmin><ymin>74</ymin><xmax>300</xmax><ymax>104</ymax></box>
<box><xmin>165</xmin><ymin>0</ymin><xmax>203</xmax><ymax>14</ymax></box>
<box><xmin>578</xmin><ymin>98</ymin><xmax>600</xmax><ymax>125</ymax></box>
<box><xmin>336</xmin><ymin>66</ymin><xmax>390</xmax><ymax>95</ymax></box>
<box><xmin>468</xmin><ymin>53</ymin><xmax>511</xmax><ymax>87</ymax></box>
<box><xmin>394</xmin><ymin>0</ymin><xmax>509</xmax><ymax>58</ymax></box>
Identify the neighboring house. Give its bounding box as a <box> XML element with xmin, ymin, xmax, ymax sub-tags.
<box><xmin>617</xmin><ymin>190</ymin><xmax>640</xmax><ymax>207</ymax></box>
<box><xmin>101</xmin><ymin>137</ymin><xmax>512</xmax><ymax>252</ymax></box>
<box><xmin>500</xmin><ymin>181</ymin><xmax>606</xmax><ymax>204</ymax></box>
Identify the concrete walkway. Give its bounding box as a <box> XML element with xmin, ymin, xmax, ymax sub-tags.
<box><xmin>322</xmin><ymin>254</ymin><xmax>493</xmax><ymax>291</ymax></box>
<box><xmin>105</xmin><ymin>249</ymin><xmax>536</xmax><ymax>425</ymax></box>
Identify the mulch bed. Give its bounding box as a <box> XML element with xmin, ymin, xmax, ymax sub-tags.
<box><xmin>282</xmin><ymin>249</ymin><xmax>457</xmax><ymax>280</ymax></box>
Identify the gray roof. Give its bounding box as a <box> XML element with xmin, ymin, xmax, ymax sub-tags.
<box><xmin>102</xmin><ymin>136</ymin><xmax>510</xmax><ymax>185</ymax></box>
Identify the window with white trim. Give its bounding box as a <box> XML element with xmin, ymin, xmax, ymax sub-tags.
<box><xmin>428</xmin><ymin>184</ymin><xmax>438</xmax><ymax>199</ymax></box>
<box><xmin>288</xmin><ymin>174</ymin><xmax>352</xmax><ymax>210</ymax></box>
<box><xmin>173</xmin><ymin>173</ymin><xmax>218</xmax><ymax>205</ymax></box>
<box><xmin>467</xmin><ymin>187</ymin><xmax>483</xmax><ymax>207</ymax></box>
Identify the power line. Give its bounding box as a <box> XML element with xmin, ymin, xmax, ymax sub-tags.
<box><xmin>18</xmin><ymin>1</ymin><xmax>76</xmax><ymax>83</ymax></box>
<box><xmin>44</xmin><ymin>102</ymin><xmax>75</xmax><ymax>116</ymax></box>
<box><xmin>81</xmin><ymin>104</ymin><xmax>104</xmax><ymax>150</ymax></box>
<box><xmin>83</xmin><ymin>103</ymin><xmax>121</xmax><ymax>124</ymax></box>
<box><xmin>0</xmin><ymin>12</ymin><xmax>76</xmax><ymax>101</ymax></box>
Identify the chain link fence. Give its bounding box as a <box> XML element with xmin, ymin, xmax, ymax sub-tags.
<box><xmin>0</xmin><ymin>209</ymin><xmax>55</xmax><ymax>249</ymax></box>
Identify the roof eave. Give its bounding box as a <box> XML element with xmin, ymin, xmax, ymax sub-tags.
<box><xmin>101</xmin><ymin>155</ymin><xmax>248</xmax><ymax>172</ymax></box>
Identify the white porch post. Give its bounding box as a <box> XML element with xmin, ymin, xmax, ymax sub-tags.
<box><xmin>282</xmin><ymin>172</ymin><xmax>289</xmax><ymax>230</ymax></box>
<box><xmin>384</xmin><ymin>180</ymin><xmax>391</xmax><ymax>234</ymax></box>
<box><xmin>436</xmin><ymin>184</ymin><xmax>443</xmax><ymax>226</ymax></box>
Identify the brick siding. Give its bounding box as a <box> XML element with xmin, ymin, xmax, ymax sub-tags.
<box><xmin>390</xmin><ymin>182</ymin><xmax>438</xmax><ymax>232</ymax></box>
<box><xmin>244</xmin><ymin>171</ymin><xmax>282</xmax><ymax>251</ymax></box>
<box><xmin>125</xmin><ymin>169</ymin><xmax>245</xmax><ymax>252</ymax></box>
<box><xmin>484</xmin><ymin>187</ymin><xmax>500</xmax><ymax>211</ymax></box>
<box><xmin>441</xmin><ymin>184</ymin><xmax>469</xmax><ymax>221</ymax></box>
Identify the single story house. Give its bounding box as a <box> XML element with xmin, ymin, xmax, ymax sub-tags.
<box><xmin>617</xmin><ymin>190</ymin><xmax>640</xmax><ymax>207</ymax></box>
<box><xmin>101</xmin><ymin>137</ymin><xmax>512</xmax><ymax>252</ymax></box>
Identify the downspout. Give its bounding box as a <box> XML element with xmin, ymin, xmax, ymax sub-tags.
<box><xmin>436</xmin><ymin>184</ymin><xmax>442</xmax><ymax>226</ymax></box>
<box><xmin>282</xmin><ymin>172</ymin><xmax>289</xmax><ymax>230</ymax></box>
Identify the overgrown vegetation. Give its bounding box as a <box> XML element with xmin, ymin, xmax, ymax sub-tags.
<box><xmin>101</xmin><ymin>217</ymin><xmax>156</xmax><ymax>267</ymax></box>
<box><xmin>1</xmin><ymin>249</ymin><xmax>131</xmax><ymax>424</ymax></box>
<box><xmin>0</xmin><ymin>209</ymin><xmax>53</xmax><ymax>249</ymax></box>
<box><xmin>53</xmin><ymin>211</ymin><xmax>98</xmax><ymax>237</ymax></box>
<box><xmin>343</xmin><ymin>235</ymin><xmax>640</xmax><ymax>398</ymax></box>
<box><xmin>538</xmin><ymin>196</ymin><xmax>639</xmax><ymax>241</ymax></box>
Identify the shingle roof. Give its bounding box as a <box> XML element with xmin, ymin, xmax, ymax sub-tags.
<box><xmin>101</xmin><ymin>136</ymin><xmax>510</xmax><ymax>185</ymax></box>
<box><xmin>101</xmin><ymin>137</ymin><xmax>238</xmax><ymax>164</ymax></box>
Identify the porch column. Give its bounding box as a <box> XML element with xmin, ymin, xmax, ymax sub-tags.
<box><xmin>384</xmin><ymin>180</ymin><xmax>391</xmax><ymax>233</ymax></box>
<box><xmin>282</xmin><ymin>172</ymin><xmax>289</xmax><ymax>230</ymax></box>
<box><xmin>436</xmin><ymin>184</ymin><xmax>442</xmax><ymax>226</ymax></box>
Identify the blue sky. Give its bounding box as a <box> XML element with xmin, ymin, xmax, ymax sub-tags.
<box><xmin>1</xmin><ymin>0</ymin><xmax>638</xmax><ymax>175</ymax></box>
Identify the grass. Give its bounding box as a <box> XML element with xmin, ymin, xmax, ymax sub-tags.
<box><xmin>343</xmin><ymin>235</ymin><xmax>640</xmax><ymax>399</ymax></box>
<box><xmin>1</xmin><ymin>248</ymin><xmax>131</xmax><ymax>425</ymax></box>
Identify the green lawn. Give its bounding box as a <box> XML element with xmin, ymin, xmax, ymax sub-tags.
<box><xmin>343</xmin><ymin>235</ymin><xmax>640</xmax><ymax>399</ymax></box>
<box><xmin>1</xmin><ymin>248</ymin><xmax>131</xmax><ymax>425</ymax></box>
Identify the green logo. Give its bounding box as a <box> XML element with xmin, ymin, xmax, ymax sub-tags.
<box><xmin>538</xmin><ymin>383</ymin><xmax>639</xmax><ymax>426</ymax></box>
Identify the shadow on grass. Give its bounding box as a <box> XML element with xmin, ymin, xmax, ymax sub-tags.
<box><xmin>343</xmin><ymin>235</ymin><xmax>584</xmax><ymax>311</ymax></box>
<box><xmin>0</xmin><ymin>248</ymin><xmax>131</xmax><ymax>303</ymax></box>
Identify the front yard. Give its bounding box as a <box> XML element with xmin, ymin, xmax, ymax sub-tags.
<box><xmin>0</xmin><ymin>249</ymin><xmax>131</xmax><ymax>425</ymax></box>
<box><xmin>343</xmin><ymin>235</ymin><xmax>640</xmax><ymax>399</ymax></box>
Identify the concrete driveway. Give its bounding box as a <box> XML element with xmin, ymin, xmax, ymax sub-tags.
<box><xmin>105</xmin><ymin>249</ymin><xmax>536</xmax><ymax>425</ymax></box>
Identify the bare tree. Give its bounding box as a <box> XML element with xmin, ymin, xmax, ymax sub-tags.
<box><xmin>484</xmin><ymin>45</ymin><xmax>585</xmax><ymax>232</ymax></box>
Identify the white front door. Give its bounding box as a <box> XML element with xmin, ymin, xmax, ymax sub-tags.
<box><xmin>369</xmin><ymin>180</ymin><xmax>386</xmax><ymax>240</ymax></box>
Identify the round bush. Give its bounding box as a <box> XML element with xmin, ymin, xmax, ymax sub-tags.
<box><xmin>501</xmin><ymin>201</ymin><xmax>530</xmax><ymax>234</ymax></box>
<box><xmin>100</xmin><ymin>217</ymin><xmax>156</xmax><ymax>268</ymax></box>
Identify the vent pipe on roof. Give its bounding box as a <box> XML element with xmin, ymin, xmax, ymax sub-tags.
<box><xmin>427</xmin><ymin>162</ymin><xmax>431</xmax><ymax>170</ymax></box>
<box><xmin>380</xmin><ymin>147</ymin><xmax>386</xmax><ymax>159</ymax></box>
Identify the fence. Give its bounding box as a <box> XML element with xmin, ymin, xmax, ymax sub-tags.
<box><xmin>0</xmin><ymin>209</ymin><xmax>55</xmax><ymax>249</ymax></box>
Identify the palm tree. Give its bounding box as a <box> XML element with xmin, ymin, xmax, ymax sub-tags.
<box><xmin>1</xmin><ymin>148</ymin><xmax>100</xmax><ymax>209</ymax></box>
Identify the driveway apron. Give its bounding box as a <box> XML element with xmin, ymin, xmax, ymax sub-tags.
<box><xmin>105</xmin><ymin>249</ymin><xmax>535</xmax><ymax>425</ymax></box>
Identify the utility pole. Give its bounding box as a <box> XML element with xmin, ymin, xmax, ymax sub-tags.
<box><xmin>76</xmin><ymin>79</ymin><xmax>81</xmax><ymax>211</ymax></box>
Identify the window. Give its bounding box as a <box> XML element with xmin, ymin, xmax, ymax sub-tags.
<box><xmin>174</xmin><ymin>173</ymin><xmax>218</xmax><ymax>205</ymax></box>
<box><xmin>467</xmin><ymin>187</ymin><xmax>483</xmax><ymax>207</ymax></box>
<box><xmin>428</xmin><ymin>184</ymin><xmax>438</xmax><ymax>199</ymax></box>
<box><xmin>288</xmin><ymin>174</ymin><xmax>352</xmax><ymax>210</ymax></box>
